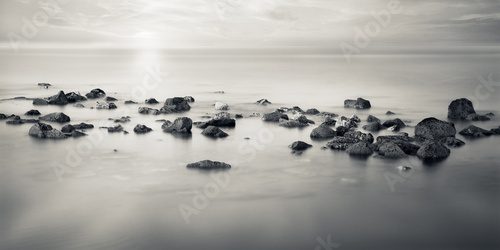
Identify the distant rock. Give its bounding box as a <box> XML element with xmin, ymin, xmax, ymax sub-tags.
<box><xmin>28</xmin><ymin>122</ymin><xmax>67</xmax><ymax>139</ymax></box>
<box><xmin>377</xmin><ymin>142</ymin><xmax>407</xmax><ymax>159</ymax></box>
<box><xmin>47</xmin><ymin>91</ymin><xmax>69</xmax><ymax>105</ymax></box>
<box><xmin>363</xmin><ymin>121</ymin><xmax>383</xmax><ymax>132</ymax></box>
<box><xmin>215</xmin><ymin>101</ymin><xmax>229</xmax><ymax>110</ymax></box>
<box><xmin>346</xmin><ymin>142</ymin><xmax>373</xmax><ymax>156</ymax></box>
<box><xmin>262</xmin><ymin>111</ymin><xmax>288</xmax><ymax>122</ymax></box>
<box><xmin>310</xmin><ymin>125</ymin><xmax>336</xmax><ymax>139</ymax></box>
<box><xmin>163</xmin><ymin>117</ymin><xmax>192</xmax><ymax>134</ymax></box>
<box><xmin>39</xmin><ymin>112</ymin><xmax>70</xmax><ymax>123</ymax></box>
<box><xmin>124</xmin><ymin>100</ymin><xmax>138</xmax><ymax>104</ymax></box>
<box><xmin>289</xmin><ymin>141</ymin><xmax>312</xmax><ymax>151</ymax></box>
<box><xmin>382</xmin><ymin>118</ymin><xmax>406</xmax><ymax>131</ymax></box>
<box><xmin>105</xmin><ymin>96</ymin><xmax>118</xmax><ymax>102</ymax></box>
<box><xmin>32</xmin><ymin>98</ymin><xmax>48</xmax><ymax>106</ymax></box>
<box><xmin>417</xmin><ymin>141</ymin><xmax>450</xmax><ymax>162</ymax></box>
<box><xmin>197</xmin><ymin>112</ymin><xmax>236</xmax><ymax>129</ymax></box>
<box><xmin>448</xmin><ymin>98</ymin><xmax>475</xmax><ymax>120</ymax></box>
<box><xmin>305</xmin><ymin>108</ymin><xmax>320</xmax><ymax>115</ymax></box>
<box><xmin>214</xmin><ymin>91</ymin><xmax>225</xmax><ymax>94</ymax></box>
<box><xmin>187</xmin><ymin>160</ymin><xmax>231</xmax><ymax>170</ymax></box>
<box><xmin>415</xmin><ymin>117</ymin><xmax>456</xmax><ymax>142</ymax></box>
<box><xmin>386</xmin><ymin>111</ymin><xmax>396</xmax><ymax>115</ymax></box>
<box><xmin>459</xmin><ymin>125</ymin><xmax>493</xmax><ymax>138</ymax></box>
<box><xmin>96</xmin><ymin>101</ymin><xmax>117</xmax><ymax>109</ymax></box>
<box><xmin>367</xmin><ymin>115</ymin><xmax>380</xmax><ymax>123</ymax></box>
<box><xmin>85</xmin><ymin>88</ymin><xmax>106</xmax><ymax>99</ymax></box>
<box><xmin>38</xmin><ymin>83</ymin><xmax>51</xmax><ymax>88</ymax></box>
<box><xmin>161</xmin><ymin>97</ymin><xmax>191</xmax><ymax>113</ymax></box>
<box><xmin>201</xmin><ymin>126</ymin><xmax>228</xmax><ymax>138</ymax></box>
<box><xmin>107</xmin><ymin>125</ymin><xmax>123</xmax><ymax>133</ymax></box>
<box><xmin>184</xmin><ymin>96</ymin><xmax>195</xmax><ymax>103</ymax></box>
<box><xmin>256</xmin><ymin>99</ymin><xmax>271</xmax><ymax>105</ymax></box>
<box><xmin>25</xmin><ymin>110</ymin><xmax>41</xmax><ymax>116</ymax></box>
<box><xmin>65</xmin><ymin>92</ymin><xmax>87</xmax><ymax>103</ymax></box>
<box><xmin>344</xmin><ymin>97</ymin><xmax>371</xmax><ymax>109</ymax></box>
<box><xmin>138</xmin><ymin>107</ymin><xmax>160</xmax><ymax>115</ymax></box>
<box><xmin>134</xmin><ymin>124</ymin><xmax>153</xmax><ymax>134</ymax></box>
<box><xmin>114</xmin><ymin>116</ymin><xmax>131</xmax><ymax>123</ymax></box>
<box><xmin>145</xmin><ymin>98</ymin><xmax>159</xmax><ymax>104</ymax></box>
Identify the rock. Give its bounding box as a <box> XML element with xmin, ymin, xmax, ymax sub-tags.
<box><xmin>47</xmin><ymin>91</ymin><xmax>69</xmax><ymax>105</ymax></box>
<box><xmin>414</xmin><ymin>117</ymin><xmax>456</xmax><ymax>142</ymax></box>
<box><xmin>214</xmin><ymin>91</ymin><xmax>225</xmax><ymax>94</ymax></box>
<box><xmin>69</xmin><ymin>130</ymin><xmax>87</xmax><ymax>137</ymax></box>
<box><xmin>335</xmin><ymin>126</ymin><xmax>349</xmax><ymax>136</ymax></box>
<box><xmin>377</xmin><ymin>142</ymin><xmax>407</xmax><ymax>159</ymax></box>
<box><xmin>386</xmin><ymin>111</ymin><xmax>396</xmax><ymax>115</ymax></box>
<box><xmin>0</xmin><ymin>113</ymin><xmax>7</xmax><ymax>120</ymax></box>
<box><xmin>85</xmin><ymin>88</ymin><xmax>106</xmax><ymax>99</ymax></box>
<box><xmin>279</xmin><ymin>119</ymin><xmax>308</xmax><ymax>128</ymax></box>
<box><xmin>161</xmin><ymin>120</ymin><xmax>173</xmax><ymax>130</ymax></box>
<box><xmin>296</xmin><ymin>115</ymin><xmax>314</xmax><ymax>124</ymax></box>
<box><xmin>235</xmin><ymin>114</ymin><xmax>243</xmax><ymax>119</ymax></box>
<box><xmin>491</xmin><ymin>126</ymin><xmax>500</xmax><ymax>135</ymax></box>
<box><xmin>28</xmin><ymin>122</ymin><xmax>67</xmax><ymax>139</ymax></box>
<box><xmin>38</xmin><ymin>83</ymin><xmax>51</xmax><ymax>88</ymax></box>
<box><xmin>346</xmin><ymin>142</ymin><xmax>373</xmax><ymax>156</ymax></box>
<box><xmin>65</xmin><ymin>92</ymin><xmax>87</xmax><ymax>103</ymax></box>
<box><xmin>124</xmin><ymin>100</ymin><xmax>138</xmax><ymax>104</ymax></box>
<box><xmin>326</xmin><ymin>137</ymin><xmax>359</xmax><ymax>150</ymax></box>
<box><xmin>61</xmin><ymin>124</ymin><xmax>75</xmax><ymax>133</ymax></box>
<box><xmin>339</xmin><ymin>116</ymin><xmax>359</xmax><ymax>129</ymax></box>
<box><xmin>321</xmin><ymin>116</ymin><xmax>336</xmax><ymax>127</ymax></box>
<box><xmin>289</xmin><ymin>141</ymin><xmax>312</xmax><ymax>151</ymax></box>
<box><xmin>344</xmin><ymin>97</ymin><xmax>371</xmax><ymax>109</ymax></box>
<box><xmin>138</xmin><ymin>107</ymin><xmax>160</xmax><ymax>115</ymax></box>
<box><xmin>256</xmin><ymin>99</ymin><xmax>271</xmax><ymax>105</ymax></box>
<box><xmin>32</xmin><ymin>98</ymin><xmax>48</xmax><ymax>105</ymax></box>
<box><xmin>163</xmin><ymin>117</ymin><xmax>192</xmax><ymax>134</ymax></box>
<box><xmin>96</xmin><ymin>101</ymin><xmax>117</xmax><ymax>109</ymax></box>
<box><xmin>114</xmin><ymin>117</ymin><xmax>131</xmax><ymax>123</ymax></box>
<box><xmin>262</xmin><ymin>111</ymin><xmax>288</xmax><ymax>122</ymax></box>
<box><xmin>215</xmin><ymin>101</ymin><xmax>229</xmax><ymax>110</ymax></box>
<box><xmin>382</xmin><ymin>118</ymin><xmax>406</xmax><ymax>131</ymax></box>
<box><xmin>39</xmin><ymin>112</ymin><xmax>70</xmax><ymax>123</ymax></box>
<box><xmin>367</xmin><ymin>115</ymin><xmax>380</xmax><ymax>123</ymax></box>
<box><xmin>73</xmin><ymin>103</ymin><xmax>85</xmax><ymax>108</ymax></box>
<box><xmin>105</xmin><ymin>96</ymin><xmax>118</xmax><ymax>102</ymax></box>
<box><xmin>376</xmin><ymin>135</ymin><xmax>420</xmax><ymax>155</ymax></box>
<box><xmin>465</xmin><ymin>113</ymin><xmax>491</xmax><ymax>121</ymax></box>
<box><xmin>145</xmin><ymin>98</ymin><xmax>159</xmax><ymax>104</ymax></box>
<box><xmin>197</xmin><ymin>112</ymin><xmax>236</xmax><ymax>128</ymax></box>
<box><xmin>25</xmin><ymin>110</ymin><xmax>41</xmax><ymax>116</ymax></box>
<box><xmin>417</xmin><ymin>141</ymin><xmax>450</xmax><ymax>162</ymax></box>
<box><xmin>459</xmin><ymin>125</ymin><xmax>493</xmax><ymax>138</ymax></box>
<box><xmin>6</xmin><ymin>116</ymin><xmax>38</xmax><ymax>125</ymax></box>
<box><xmin>320</xmin><ymin>112</ymin><xmax>338</xmax><ymax>118</ymax></box>
<box><xmin>107</xmin><ymin>125</ymin><xmax>123</xmax><ymax>133</ymax></box>
<box><xmin>444</xmin><ymin>137</ymin><xmax>465</xmax><ymax>147</ymax></box>
<box><xmin>201</xmin><ymin>126</ymin><xmax>228</xmax><ymax>138</ymax></box>
<box><xmin>187</xmin><ymin>160</ymin><xmax>231</xmax><ymax>170</ymax></box>
<box><xmin>161</xmin><ymin>97</ymin><xmax>191</xmax><ymax>113</ymax></box>
<box><xmin>305</xmin><ymin>108</ymin><xmax>320</xmax><ymax>115</ymax></box>
<box><xmin>184</xmin><ymin>96</ymin><xmax>195</xmax><ymax>103</ymax></box>
<box><xmin>134</xmin><ymin>124</ymin><xmax>153</xmax><ymax>134</ymax></box>
<box><xmin>363</xmin><ymin>121</ymin><xmax>383</xmax><ymax>132</ymax></box>
<box><xmin>73</xmin><ymin>123</ymin><xmax>94</xmax><ymax>130</ymax></box>
<box><xmin>310</xmin><ymin>125</ymin><xmax>336</xmax><ymax>139</ymax></box>
<box><xmin>344</xmin><ymin>131</ymin><xmax>374</xmax><ymax>143</ymax></box>
<box><xmin>291</xmin><ymin>106</ymin><xmax>304</xmax><ymax>114</ymax></box>
<box><xmin>448</xmin><ymin>98</ymin><xmax>476</xmax><ymax>120</ymax></box>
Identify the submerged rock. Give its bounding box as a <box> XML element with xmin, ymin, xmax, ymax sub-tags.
<box><xmin>201</xmin><ymin>126</ymin><xmax>228</xmax><ymax>138</ymax></box>
<box><xmin>47</xmin><ymin>91</ymin><xmax>69</xmax><ymax>105</ymax></box>
<box><xmin>448</xmin><ymin>98</ymin><xmax>475</xmax><ymax>120</ymax></box>
<box><xmin>346</xmin><ymin>142</ymin><xmax>373</xmax><ymax>156</ymax></box>
<box><xmin>417</xmin><ymin>141</ymin><xmax>450</xmax><ymax>162</ymax></box>
<box><xmin>310</xmin><ymin>125</ymin><xmax>336</xmax><ymax>139</ymax></box>
<box><xmin>107</xmin><ymin>125</ymin><xmax>123</xmax><ymax>133</ymax></box>
<box><xmin>61</xmin><ymin>124</ymin><xmax>75</xmax><ymax>133</ymax></box>
<box><xmin>163</xmin><ymin>117</ymin><xmax>192</xmax><ymax>134</ymax></box>
<box><xmin>161</xmin><ymin>97</ymin><xmax>191</xmax><ymax>113</ymax></box>
<box><xmin>32</xmin><ymin>98</ymin><xmax>48</xmax><ymax>106</ymax></box>
<box><xmin>25</xmin><ymin>109</ymin><xmax>41</xmax><ymax>116</ymax></box>
<box><xmin>73</xmin><ymin>103</ymin><xmax>85</xmax><ymax>108</ymax></box>
<box><xmin>145</xmin><ymin>98</ymin><xmax>159</xmax><ymax>104</ymax></box>
<box><xmin>114</xmin><ymin>116</ymin><xmax>131</xmax><ymax>123</ymax></box>
<box><xmin>69</xmin><ymin>130</ymin><xmax>87</xmax><ymax>137</ymax></box>
<box><xmin>65</xmin><ymin>92</ymin><xmax>87</xmax><ymax>103</ymax></box>
<box><xmin>377</xmin><ymin>142</ymin><xmax>407</xmax><ymax>159</ymax></box>
<box><xmin>134</xmin><ymin>124</ymin><xmax>153</xmax><ymax>134</ymax></box>
<box><xmin>39</xmin><ymin>112</ymin><xmax>70</xmax><ymax>123</ymax></box>
<box><xmin>256</xmin><ymin>99</ymin><xmax>271</xmax><ymax>105</ymax></box>
<box><xmin>187</xmin><ymin>160</ymin><xmax>231</xmax><ymax>170</ymax></box>
<box><xmin>28</xmin><ymin>122</ymin><xmax>67</xmax><ymax>139</ymax></box>
<box><xmin>344</xmin><ymin>97</ymin><xmax>371</xmax><ymax>109</ymax></box>
<box><xmin>262</xmin><ymin>111</ymin><xmax>288</xmax><ymax>122</ymax></box>
<box><xmin>289</xmin><ymin>141</ymin><xmax>312</xmax><ymax>151</ymax></box>
<box><xmin>85</xmin><ymin>88</ymin><xmax>106</xmax><ymax>99</ymax></box>
<box><xmin>38</xmin><ymin>83</ymin><xmax>51</xmax><ymax>88</ymax></box>
<box><xmin>138</xmin><ymin>107</ymin><xmax>160</xmax><ymax>115</ymax></box>
<box><xmin>459</xmin><ymin>125</ymin><xmax>493</xmax><ymax>138</ymax></box>
<box><xmin>215</xmin><ymin>101</ymin><xmax>229</xmax><ymax>110</ymax></box>
<box><xmin>414</xmin><ymin>117</ymin><xmax>456</xmax><ymax>142</ymax></box>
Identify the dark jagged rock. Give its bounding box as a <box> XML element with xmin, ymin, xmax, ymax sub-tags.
<box><xmin>161</xmin><ymin>97</ymin><xmax>191</xmax><ymax>113</ymax></box>
<box><xmin>459</xmin><ymin>125</ymin><xmax>493</xmax><ymax>138</ymax></box>
<box><xmin>28</xmin><ymin>122</ymin><xmax>67</xmax><ymax>139</ymax></box>
<box><xmin>344</xmin><ymin>131</ymin><xmax>374</xmax><ymax>143</ymax></box>
<box><xmin>346</xmin><ymin>142</ymin><xmax>373</xmax><ymax>156</ymax></box>
<box><xmin>382</xmin><ymin>118</ymin><xmax>406</xmax><ymax>131</ymax></box>
<box><xmin>201</xmin><ymin>126</ymin><xmax>228</xmax><ymax>138</ymax></box>
<box><xmin>415</xmin><ymin>117</ymin><xmax>456</xmax><ymax>142</ymax></box>
<box><xmin>417</xmin><ymin>141</ymin><xmax>450</xmax><ymax>162</ymax></box>
<box><xmin>197</xmin><ymin>112</ymin><xmax>236</xmax><ymax>129</ymax></box>
<box><xmin>105</xmin><ymin>96</ymin><xmax>118</xmax><ymax>102</ymax></box>
<box><xmin>39</xmin><ymin>112</ymin><xmax>70</xmax><ymax>123</ymax></box>
<box><xmin>61</xmin><ymin>124</ymin><xmax>75</xmax><ymax>133</ymax></box>
<box><xmin>444</xmin><ymin>137</ymin><xmax>465</xmax><ymax>147</ymax></box>
<box><xmin>465</xmin><ymin>113</ymin><xmax>491</xmax><ymax>121</ymax></box>
<box><xmin>289</xmin><ymin>141</ymin><xmax>312</xmax><ymax>151</ymax></box>
<box><xmin>262</xmin><ymin>111</ymin><xmax>288</xmax><ymax>122</ymax></box>
<box><xmin>344</xmin><ymin>97</ymin><xmax>371</xmax><ymax>109</ymax></box>
<box><xmin>25</xmin><ymin>110</ymin><xmax>41</xmax><ymax>116</ymax></box>
<box><xmin>326</xmin><ymin>137</ymin><xmax>359</xmax><ymax>150</ymax></box>
<box><xmin>184</xmin><ymin>96</ymin><xmax>195</xmax><ymax>103</ymax></box>
<box><xmin>377</xmin><ymin>142</ymin><xmax>407</xmax><ymax>159</ymax></box>
<box><xmin>145</xmin><ymin>98</ymin><xmax>159</xmax><ymax>104</ymax></box>
<box><xmin>47</xmin><ymin>91</ymin><xmax>69</xmax><ymax>105</ymax></box>
<box><xmin>305</xmin><ymin>108</ymin><xmax>320</xmax><ymax>115</ymax></box>
<box><xmin>256</xmin><ymin>99</ymin><xmax>271</xmax><ymax>105</ymax></box>
<box><xmin>310</xmin><ymin>125</ymin><xmax>336</xmax><ymax>139</ymax></box>
<box><xmin>367</xmin><ymin>115</ymin><xmax>380</xmax><ymax>123</ymax></box>
<box><xmin>335</xmin><ymin>126</ymin><xmax>349</xmax><ymax>136</ymax></box>
<box><xmin>65</xmin><ymin>92</ymin><xmax>87</xmax><ymax>103</ymax></box>
<box><xmin>386</xmin><ymin>111</ymin><xmax>396</xmax><ymax>115</ymax></box>
<box><xmin>448</xmin><ymin>98</ymin><xmax>475</xmax><ymax>120</ymax></box>
<box><xmin>114</xmin><ymin>116</ymin><xmax>131</xmax><ymax>123</ymax></box>
<box><xmin>85</xmin><ymin>88</ymin><xmax>106</xmax><ymax>99</ymax></box>
<box><xmin>138</xmin><ymin>107</ymin><xmax>160</xmax><ymax>115</ymax></box>
<box><xmin>163</xmin><ymin>117</ymin><xmax>192</xmax><ymax>134</ymax></box>
<box><xmin>107</xmin><ymin>125</ymin><xmax>123</xmax><ymax>133</ymax></box>
<box><xmin>124</xmin><ymin>100</ymin><xmax>138</xmax><ymax>104</ymax></box>
<box><xmin>96</xmin><ymin>102</ymin><xmax>117</xmax><ymax>109</ymax></box>
<box><xmin>134</xmin><ymin>124</ymin><xmax>153</xmax><ymax>134</ymax></box>
<box><xmin>187</xmin><ymin>160</ymin><xmax>231</xmax><ymax>170</ymax></box>
<box><xmin>363</xmin><ymin>121</ymin><xmax>383</xmax><ymax>132</ymax></box>
<box><xmin>33</xmin><ymin>98</ymin><xmax>49</xmax><ymax>106</ymax></box>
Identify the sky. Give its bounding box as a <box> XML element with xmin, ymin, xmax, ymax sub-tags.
<box><xmin>1</xmin><ymin>0</ymin><xmax>500</xmax><ymax>50</ymax></box>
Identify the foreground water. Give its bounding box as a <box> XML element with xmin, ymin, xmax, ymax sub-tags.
<box><xmin>0</xmin><ymin>50</ymin><xmax>499</xmax><ymax>249</ymax></box>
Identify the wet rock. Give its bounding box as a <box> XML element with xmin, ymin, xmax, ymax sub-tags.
<box><xmin>335</xmin><ymin>126</ymin><xmax>349</xmax><ymax>136</ymax></box>
<box><xmin>161</xmin><ymin>97</ymin><xmax>191</xmax><ymax>113</ymax></box>
<box><xmin>465</xmin><ymin>113</ymin><xmax>491</xmax><ymax>121</ymax></box>
<box><xmin>262</xmin><ymin>111</ymin><xmax>288</xmax><ymax>122</ymax></box>
<box><xmin>184</xmin><ymin>96</ymin><xmax>195</xmax><ymax>103</ymax></box>
<box><xmin>105</xmin><ymin>96</ymin><xmax>117</xmax><ymax>102</ymax></box>
<box><xmin>344</xmin><ymin>130</ymin><xmax>374</xmax><ymax>143</ymax></box>
<box><xmin>61</xmin><ymin>124</ymin><xmax>75</xmax><ymax>133</ymax></box>
<box><xmin>96</xmin><ymin>101</ymin><xmax>117</xmax><ymax>109</ymax></box>
<box><xmin>415</xmin><ymin>117</ymin><xmax>456</xmax><ymax>142</ymax></box>
<box><xmin>346</xmin><ymin>142</ymin><xmax>373</xmax><ymax>156</ymax></box>
<box><xmin>386</xmin><ymin>111</ymin><xmax>396</xmax><ymax>115</ymax></box>
<box><xmin>197</xmin><ymin>112</ymin><xmax>236</xmax><ymax>128</ymax></box>
<box><xmin>326</xmin><ymin>137</ymin><xmax>359</xmax><ymax>150</ymax></box>
<box><xmin>310</xmin><ymin>125</ymin><xmax>336</xmax><ymax>139</ymax></box>
<box><xmin>107</xmin><ymin>125</ymin><xmax>123</xmax><ymax>133</ymax></box>
<box><xmin>38</xmin><ymin>83</ymin><xmax>51</xmax><ymax>88</ymax></box>
<box><xmin>25</xmin><ymin>109</ymin><xmax>41</xmax><ymax>116</ymax></box>
<box><xmin>201</xmin><ymin>126</ymin><xmax>228</xmax><ymax>138</ymax></box>
<box><xmin>339</xmin><ymin>116</ymin><xmax>358</xmax><ymax>129</ymax></box>
<box><xmin>187</xmin><ymin>160</ymin><xmax>231</xmax><ymax>170</ymax></box>
<box><xmin>114</xmin><ymin>116</ymin><xmax>131</xmax><ymax>123</ymax></box>
<box><xmin>85</xmin><ymin>88</ymin><xmax>106</xmax><ymax>99</ymax></box>
<box><xmin>145</xmin><ymin>98</ymin><xmax>159</xmax><ymax>104</ymax></box>
<box><xmin>134</xmin><ymin>124</ymin><xmax>153</xmax><ymax>134</ymax></box>
<box><xmin>382</xmin><ymin>118</ymin><xmax>406</xmax><ymax>131</ymax></box>
<box><xmin>367</xmin><ymin>115</ymin><xmax>380</xmax><ymax>123</ymax></box>
<box><xmin>256</xmin><ymin>99</ymin><xmax>271</xmax><ymax>105</ymax></box>
<box><xmin>448</xmin><ymin>98</ymin><xmax>476</xmax><ymax>120</ymax></box>
<box><xmin>65</xmin><ymin>92</ymin><xmax>87</xmax><ymax>103</ymax></box>
<box><xmin>459</xmin><ymin>125</ymin><xmax>493</xmax><ymax>138</ymax></box>
<box><xmin>40</xmin><ymin>112</ymin><xmax>70</xmax><ymax>123</ymax></box>
<box><xmin>417</xmin><ymin>141</ymin><xmax>450</xmax><ymax>162</ymax></box>
<box><xmin>124</xmin><ymin>100</ymin><xmax>138</xmax><ymax>104</ymax></box>
<box><xmin>28</xmin><ymin>122</ymin><xmax>67</xmax><ymax>139</ymax></box>
<box><xmin>377</xmin><ymin>142</ymin><xmax>407</xmax><ymax>159</ymax></box>
<box><xmin>321</xmin><ymin>116</ymin><xmax>336</xmax><ymax>126</ymax></box>
<box><xmin>305</xmin><ymin>108</ymin><xmax>320</xmax><ymax>115</ymax></box>
<box><xmin>344</xmin><ymin>97</ymin><xmax>371</xmax><ymax>109</ymax></box>
<box><xmin>138</xmin><ymin>107</ymin><xmax>160</xmax><ymax>115</ymax></box>
<box><xmin>163</xmin><ymin>117</ymin><xmax>192</xmax><ymax>134</ymax></box>
<box><xmin>376</xmin><ymin>135</ymin><xmax>420</xmax><ymax>155</ymax></box>
<box><xmin>289</xmin><ymin>141</ymin><xmax>312</xmax><ymax>151</ymax></box>
<box><xmin>215</xmin><ymin>101</ymin><xmax>229</xmax><ymax>110</ymax></box>
<box><xmin>47</xmin><ymin>91</ymin><xmax>69</xmax><ymax>105</ymax></box>
<box><xmin>33</xmin><ymin>98</ymin><xmax>49</xmax><ymax>105</ymax></box>
<box><xmin>363</xmin><ymin>121</ymin><xmax>383</xmax><ymax>132</ymax></box>
<box><xmin>444</xmin><ymin>137</ymin><xmax>465</xmax><ymax>148</ymax></box>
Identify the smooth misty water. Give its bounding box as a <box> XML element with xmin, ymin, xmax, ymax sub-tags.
<box><xmin>0</xmin><ymin>51</ymin><xmax>499</xmax><ymax>250</ymax></box>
